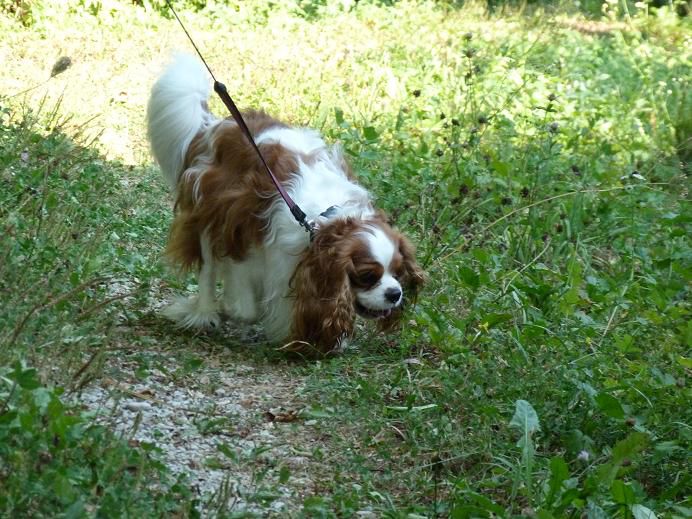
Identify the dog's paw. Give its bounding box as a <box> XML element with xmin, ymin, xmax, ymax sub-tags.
<box><xmin>221</xmin><ymin>299</ymin><xmax>259</xmax><ymax>323</ymax></box>
<box><xmin>162</xmin><ymin>296</ymin><xmax>221</xmax><ymax>330</ymax></box>
<box><xmin>331</xmin><ymin>334</ymin><xmax>354</xmax><ymax>354</ymax></box>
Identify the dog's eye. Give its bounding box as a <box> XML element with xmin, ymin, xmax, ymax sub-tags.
<box><xmin>353</xmin><ymin>270</ymin><xmax>380</xmax><ymax>288</ymax></box>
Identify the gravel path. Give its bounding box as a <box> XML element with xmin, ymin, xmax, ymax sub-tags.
<box><xmin>72</xmin><ymin>335</ymin><xmax>329</xmax><ymax>516</ymax></box>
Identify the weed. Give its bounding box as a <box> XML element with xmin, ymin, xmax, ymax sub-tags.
<box><xmin>0</xmin><ymin>362</ymin><xmax>198</xmax><ymax>515</ymax></box>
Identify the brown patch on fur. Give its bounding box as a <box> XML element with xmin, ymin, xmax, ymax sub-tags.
<box><xmin>167</xmin><ymin>110</ymin><xmax>296</xmax><ymax>270</ymax></box>
<box><xmin>288</xmin><ymin>218</ymin><xmax>363</xmax><ymax>355</ymax></box>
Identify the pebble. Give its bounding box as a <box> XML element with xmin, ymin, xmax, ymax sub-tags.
<box><xmin>123</xmin><ymin>401</ymin><xmax>152</xmax><ymax>411</ymax></box>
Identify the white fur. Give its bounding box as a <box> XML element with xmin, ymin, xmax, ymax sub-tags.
<box><xmin>147</xmin><ymin>54</ymin><xmax>213</xmax><ymax>189</ymax></box>
<box><xmin>355</xmin><ymin>227</ymin><xmax>403</xmax><ymax>311</ymax></box>
<box><xmin>221</xmin><ymin>252</ymin><xmax>263</xmax><ymax>322</ymax></box>
<box><xmin>255</xmin><ymin>127</ymin><xmax>325</xmax><ymax>155</ymax></box>
<box><xmin>162</xmin><ymin>232</ymin><xmax>220</xmax><ymax>329</ymax></box>
<box><xmin>149</xmin><ymin>55</ymin><xmax>404</xmax><ymax>341</ymax></box>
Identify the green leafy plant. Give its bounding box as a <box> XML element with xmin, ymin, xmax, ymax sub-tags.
<box><xmin>0</xmin><ymin>362</ymin><xmax>197</xmax><ymax>516</ymax></box>
<box><xmin>509</xmin><ymin>399</ymin><xmax>541</xmax><ymax>504</ymax></box>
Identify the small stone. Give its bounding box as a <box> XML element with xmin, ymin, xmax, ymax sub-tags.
<box><xmin>123</xmin><ymin>401</ymin><xmax>152</xmax><ymax>411</ymax></box>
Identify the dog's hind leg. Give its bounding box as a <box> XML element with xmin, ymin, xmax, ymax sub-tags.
<box><xmin>221</xmin><ymin>256</ymin><xmax>260</xmax><ymax>322</ymax></box>
<box><xmin>162</xmin><ymin>233</ymin><xmax>221</xmax><ymax>330</ymax></box>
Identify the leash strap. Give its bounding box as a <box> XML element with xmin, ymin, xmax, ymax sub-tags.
<box><xmin>164</xmin><ymin>0</ymin><xmax>313</xmax><ymax>235</ymax></box>
<box><xmin>212</xmin><ymin>82</ymin><xmax>310</xmax><ymax>229</ymax></box>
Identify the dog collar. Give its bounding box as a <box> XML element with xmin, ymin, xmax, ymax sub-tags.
<box><xmin>306</xmin><ymin>205</ymin><xmax>340</xmax><ymax>242</ymax></box>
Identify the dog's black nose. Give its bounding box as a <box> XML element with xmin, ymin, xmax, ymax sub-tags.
<box><xmin>384</xmin><ymin>287</ymin><xmax>402</xmax><ymax>304</ymax></box>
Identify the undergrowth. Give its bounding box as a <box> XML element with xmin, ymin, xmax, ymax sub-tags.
<box><xmin>0</xmin><ymin>363</ymin><xmax>197</xmax><ymax>516</ymax></box>
<box><xmin>1</xmin><ymin>0</ymin><xmax>690</xmax><ymax>517</ymax></box>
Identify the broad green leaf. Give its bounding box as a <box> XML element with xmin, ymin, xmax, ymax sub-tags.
<box><xmin>45</xmin><ymin>191</ymin><xmax>58</xmax><ymax>209</ymax></box>
<box><xmin>558</xmin><ymin>485</ymin><xmax>581</xmax><ymax>509</ymax></box>
<box><xmin>451</xmin><ymin>506</ymin><xmax>493</xmax><ymax>518</ymax></box>
<box><xmin>584</xmin><ymin>501</ymin><xmax>608</xmax><ymax>519</ymax></box>
<box><xmin>596</xmin><ymin>432</ymin><xmax>649</xmax><ymax>486</ymax></box>
<box><xmin>654</xmin><ymin>440</ymin><xmax>682</xmax><ymax>455</ymax></box>
<box><xmin>458</xmin><ymin>266</ymin><xmax>480</xmax><ymax>290</ymax></box>
<box><xmin>183</xmin><ymin>357</ymin><xmax>203</xmax><ymax>372</ymax></box>
<box><xmin>611</xmin><ymin>480</ymin><xmax>636</xmax><ymax>505</ymax></box>
<box><xmin>451</xmin><ymin>491</ymin><xmax>505</xmax><ymax>517</ymax></box>
<box><xmin>32</xmin><ymin>387</ymin><xmax>53</xmax><ymax>412</ymax></box>
<box><xmin>546</xmin><ymin>456</ymin><xmax>569</xmax><ymax>506</ymax></box>
<box><xmin>64</xmin><ymin>500</ymin><xmax>85</xmax><ymax>519</ymax></box>
<box><xmin>363</xmin><ymin>126</ymin><xmax>379</xmax><ymax>141</ymax></box>
<box><xmin>595</xmin><ymin>393</ymin><xmax>625</xmax><ymax>419</ymax></box>
<box><xmin>0</xmin><ymin>410</ymin><xmax>18</xmax><ymax>425</ymax></box>
<box><xmin>631</xmin><ymin>505</ymin><xmax>658</xmax><ymax>519</ymax></box>
<box><xmin>492</xmin><ymin>160</ymin><xmax>510</xmax><ymax>176</ymax></box>
<box><xmin>303</xmin><ymin>496</ymin><xmax>329</xmax><ymax>513</ymax></box>
<box><xmin>612</xmin><ymin>432</ymin><xmax>649</xmax><ymax>465</ymax></box>
<box><xmin>53</xmin><ymin>473</ymin><xmax>76</xmax><ymax>504</ymax></box>
<box><xmin>11</xmin><ymin>363</ymin><xmax>40</xmax><ymax>390</ymax></box>
<box><xmin>510</xmin><ymin>399</ymin><xmax>541</xmax><ymax>434</ymax></box>
<box><xmin>678</xmin><ymin>356</ymin><xmax>692</xmax><ymax>369</ymax></box>
<box><xmin>482</xmin><ymin>313</ymin><xmax>513</xmax><ymax>329</ymax></box>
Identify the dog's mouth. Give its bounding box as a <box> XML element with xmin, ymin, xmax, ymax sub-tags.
<box><xmin>355</xmin><ymin>301</ymin><xmax>396</xmax><ymax>320</ymax></box>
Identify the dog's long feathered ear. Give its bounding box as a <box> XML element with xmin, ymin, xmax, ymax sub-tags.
<box><xmin>378</xmin><ymin>232</ymin><xmax>426</xmax><ymax>332</ymax></box>
<box><xmin>288</xmin><ymin>219</ymin><xmax>358</xmax><ymax>356</ymax></box>
<box><xmin>398</xmin><ymin>234</ymin><xmax>426</xmax><ymax>295</ymax></box>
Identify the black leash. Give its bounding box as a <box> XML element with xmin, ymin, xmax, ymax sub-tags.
<box><xmin>163</xmin><ymin>0</ymin><xmax>314</xmax><ymax>236</ymax></box>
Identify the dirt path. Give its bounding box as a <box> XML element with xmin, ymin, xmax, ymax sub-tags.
<box><xmin>72</xmin><ymin>321</ymin><xmax>331</xmax><ymax>515</ymax></box>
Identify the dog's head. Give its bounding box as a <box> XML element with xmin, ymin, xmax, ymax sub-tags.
<box><xmin>289</xmin><ymin>215</ymin><xmax>424</xmax><ymax>354</ymax></box>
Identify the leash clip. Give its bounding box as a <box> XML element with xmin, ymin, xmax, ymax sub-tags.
<box><xmin>304</xmin><ymin>205</ymin><xmax>339</xmax><ymax>242</ymax></box>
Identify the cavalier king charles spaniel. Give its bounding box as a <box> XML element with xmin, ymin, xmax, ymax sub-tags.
<box><xmin>147</xmin><ymin>55</ymin><xmax>424</xmax><ymax>354</ymax></box>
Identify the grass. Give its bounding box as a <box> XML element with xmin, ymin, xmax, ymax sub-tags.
<box><xmin>1</xmin><ymin>0</ymin><xmax>690</xmax><ymax>516</ymax></box>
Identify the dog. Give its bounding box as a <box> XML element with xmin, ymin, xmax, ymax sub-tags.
<box><xmin>146</xmin><ymin>55</ymin><xmax>424</xmax><ymax>354</ymax></box>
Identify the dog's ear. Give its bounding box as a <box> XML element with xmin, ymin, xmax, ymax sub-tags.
<box><xmin>287</xmin><ymin>219</ymin><xmax>358</xmax><ymax>356</ymax></box>
<box><xmin>398</xmin><ymin>234</ymin><xmax>426</xmax><ymax>296</ymax></box>
<box><xmin>377</xmin><ymin>233</ymin><xmax>425</xmax><ymax>333</ymax></box>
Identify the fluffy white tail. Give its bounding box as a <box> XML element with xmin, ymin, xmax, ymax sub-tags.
<box><xmin>147</xmin><ymin>55</ymin><xmax>213</xmax><ymax>189</ymax></box>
